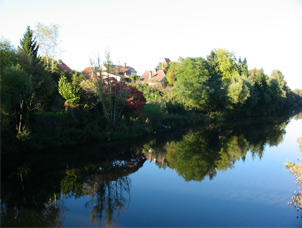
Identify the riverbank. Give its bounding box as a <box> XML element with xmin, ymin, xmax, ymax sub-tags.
<box><xmin>1</xmin><ymin>108</ymin><xmax>210</xmax><ymax>153</ymax></box>
<box><xmin>2</xmin><ymin>107</ymin><xmax>301</xmax><ymax>155</ymax></box>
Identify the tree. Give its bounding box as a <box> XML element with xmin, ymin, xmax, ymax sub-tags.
<box><xmin>0</xmin><ymin>39</ymin><xmax>17</xmax><ymax>75</ymax></box>
<box><xmin>58</xmin><ymin>74</ymin><xmax>82</xmax><ymax>108</ymax></box>
<box><xmin>173</xmin><ymin>57</ymin><xmax>217</xmax><ymax>112</ymax></box>
<box><xmin>35</xmin><ymin>23</ymin><xmax>61</xmax><ymax>71</ymax></box>
<box><xmin>124</xmin><ymin>87</ymin><xmax>146</xmax><ymax>116</ymax></box>
<box><xmin>155</xmin><ymin>61</ymin><xmax>169</xmax><ymax>71</ymax></box>
<box><xmin>249</xmin><ymin>68</ymin><xmax>271</xmax><ymax>113</ymax></box>
<box><xmin>207</xmin><ymin>50</ymin><xmax>219</xmax><ymax>73</ymax></box>
<box><xmin>1</xmin><ymin>65</ymin><xmax>33</xmax><ymax>135</ymax></box>
<box><xmin>225</xmin><ymin>75</ymin><xmax>251</xmax><ymax>110</ymax></box>
<box><xmin>165</xmin><ymin>61</ymin><xmax>179</xmax><ymax>85</ymax></box>
<box><xmin>79</xmin><ymin>79</ymin><xmax>100</xmax><ymax>109</ymax></box>
<box><xmin>18</xmin><ymin>26</ymin><xmax>39</xmax><ymax>58</ymax></box>
<box><xmin>237</xmin><ymin>57</ymin><xmax>248</xmax><ymax>76</ymax></box>
<box><xmin>15</xmin><ymin>26</ymin><xmax>56</xmax><ymax>112</ymax></box>
<box><xmin>268</xmin><ymin>70</ymin><xmax>289</xmax><ymax>112</ymax></box>
<box><xmin>207</xmin><ymin>49</ymin><xmax>239</xmax><ymax>81</ymax></box>
<box><xmin>93</xmin><ymin>50</ymin><xmax>132</xmax><ymax>127</ymax></box>
<box><xmin>17</xmin><ymin>51</ymin><xmax>56</xmax><ymax>112</ymax></box>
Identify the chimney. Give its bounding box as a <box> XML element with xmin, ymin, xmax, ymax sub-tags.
<box><xmin>149</xmin><ymin>71</ymin><xmax>152</xmax><ymax>79</ymax></box>
<box><xmin>124</xmin><ymin>63</ymin><xmax>126</xmax><ymax>68</ymax></box>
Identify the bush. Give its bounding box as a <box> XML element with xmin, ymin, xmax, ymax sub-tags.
<box><xmin>143</xmin><ymin>103</ymin><xmax>166</xmax><ymax>129</ymax></box>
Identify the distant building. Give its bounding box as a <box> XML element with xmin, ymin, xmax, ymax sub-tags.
<box><xmin>83</xmin><ymin>67</ymin><xmax>98</xmax><ymax>78</ymax></box>
<box><xmin>117</xmin><ymin>63</ymin><xmax>137</xmax><ymax>77</ymax></box>
<box><xmin>140</xmin><ymin>70</ymin><xmax>166</xmax><ymax>85</ymax></box>
<box><xmin>83</xmin><ymin>63</ymin><xmax>137</xmax><ymax>81</ymax></box>
<box><xmin>58</xmin><ymin>60</ymin><xmax>73</xmax><ymax>72</ymax></box>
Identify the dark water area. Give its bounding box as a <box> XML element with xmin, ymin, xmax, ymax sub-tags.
<box><xmin>1</xmin><ymin>114</ymin><xmax>302</xmax><ymax>227</ymax></box>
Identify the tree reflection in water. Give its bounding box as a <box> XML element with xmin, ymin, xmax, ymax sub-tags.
<box><xmin>143</xmin><ymin>118</ymin><xmax>288</xmax><ymax>182</ymax></box>
<box><xmin>1</xmin><ymin>161</ymin><xmax>66</xmax><ymax>227</ymax></box>
<box><xmin>60</xmin><ymin>154</ymin><xmax>146</xmax><ymax>227</ymax></box>
<box><xmin>1</xmin><ymin>143</ymin><xmax>146</xmax><ymax>227</ymax></box>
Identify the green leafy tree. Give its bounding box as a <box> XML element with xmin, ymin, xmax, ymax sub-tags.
<box><xmin>58</xmin><ymin>75</ymin><xmax>81</xmax><ymax>108</ymax></box>
<box><xmin>16</xmin><ymin>26</ymin><xmax>56</xmax><ymax>111</ymax></box>
<box><xmin>208</xmin><ymin>49</ymin><xmax>239</xmax><ymax>81</ymax></box>
<box><xmin>249</xmin><ymin>68</ymin><xmax>271</xmax><ymax>114</ymax></box>
<box><xmin>207</xmin><ymin>50</ymin><xmax>219</xmax><ymax>72</ymax></box>
<box><xmin>237</xmin><ymin>57</ymin><xmax>248</xmax><ymax>76</ymax></box>
<box><xmin>225</xmin><ymin>75</ymin><xmax>251</xmax><ymax>110</ymax></box>
<box><xmin>268</xmin><ymin>70</ymin><xmax>291</xmax><ymax>113</ymax></box>
<box><xmin>0</xmin><ymin>39</ymin><xmax>18</xmax><ymax>74</ymax></box>
<box><xmin>18</xmin><ymin>26</ymin><xmax>39</xmax><ymax>57</ymax></box>
<box><xmin>1</xmin><ymin>65</ymin><xmax>33</xmax><ymax>135</ymax></box>
<box><xmin>173</xmin><ymin>57</ymin><xmax>217</xmax><ymax>112</ymax></box>
<box><xmin>165</xmin><ymin>61</ymin><xmax>179</xmax><ymax>85</ymax></box>
<box><xmin>155</xmin><ymin>61</ymin><xmax>169</xmax><ymax>71</ymax></box>
<box><xmin>17</xmin><ymin>51</ymin><xmax>56</xmax><ymax>111</ymax></box>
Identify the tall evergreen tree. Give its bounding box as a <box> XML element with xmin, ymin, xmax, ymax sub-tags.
<box><xmin>19</xmin><ymin>26</ymin><xmax>39</xmax><ymax>57</ymax></box>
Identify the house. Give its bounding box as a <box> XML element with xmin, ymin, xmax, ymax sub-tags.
<box><xmin>82</xmin><ymin>66</ymin><xmax>130</xmax><ymax>82</ymax></box>
<box><xmin>83</xmin><ymin>67</ymin><xmax>98</xmax><ymax>78</ymax></box>
<box><xmin>102</xmin><ymin>71</ymin><xmax>129</xmax><ymax>82</ymax></box>
<box><xmin>83</xmin><ymin>63</ymin><xmax>137</xmax><ymax>82</ymax></box>
<box><xmin>58</xmin><ymin>60</ymin><xmax>73</xmax><ymax>72</ymax></box>
<box><xmin>140</xmin><ymin>70</ymin><xmax>166</xmax><ymax>85</ymax></box>
<box><xmin>117</xmin><ymin>63</ymin><xmax>137</xmax><ymax>77</ymax></box>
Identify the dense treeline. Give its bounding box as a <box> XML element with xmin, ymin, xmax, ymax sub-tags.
<box><xmin>1</xmin><ymin>26</ymin><xmax>302</xmax><ymax>150</ymax></box>
<box><xmin>132</xmin><ymin>49</ymin><xmax>302</xmax><ymax>118</ymax></box>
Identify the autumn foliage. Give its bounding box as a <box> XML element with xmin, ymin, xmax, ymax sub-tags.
<box><xmin>101</xmin><ymin>77</ymin><xmax>146</xmax><ymax>119</ymax></box>
<box><xmin>126</xmin><ymin>87</ymin><xmax>146</xmax><ymax>111</ymax></box>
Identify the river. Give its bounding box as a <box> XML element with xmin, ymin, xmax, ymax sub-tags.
<box><xmin>1</xmin><ymin>113</ymin><xmax>302</xmax><ymax>227</ymax></box>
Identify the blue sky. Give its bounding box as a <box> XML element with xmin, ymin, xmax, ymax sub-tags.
<box><xmin>1</xmin><ymin>0</ymin><xmax>301</xmax><ymax>89</ymax></box>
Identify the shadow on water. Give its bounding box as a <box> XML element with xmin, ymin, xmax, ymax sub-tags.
<box><xmin>0</xmin><ymin>115</ymin><xmax>293</xmax><ymax>226</ymax></box>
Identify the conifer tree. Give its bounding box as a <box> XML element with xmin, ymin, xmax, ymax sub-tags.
<box><xmin>19</xmin><ymin>26</ymin><xmax>39</xmax><ymax>57</ymax></box>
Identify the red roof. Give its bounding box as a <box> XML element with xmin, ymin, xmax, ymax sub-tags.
<box><xmin>58</xmin><ymin>60</ymin><xmax>73</xmax><ymax>72</ymax></box>
<box><xmin>118</xmin><ymin>65</ymin><xmax>137</xmax><ymax>74</ymax></box>
<box><xmin>140</xmin><ymin>70</ymin><xmax>166</xmax><ymax>83</ymax></box>
<box><xmin>83</xmin><ymin>67</ymin><xmax>94</xmax><ymax>77</ymax></box>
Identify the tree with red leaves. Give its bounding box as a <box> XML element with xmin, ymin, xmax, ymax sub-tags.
<box><xmin>91</xmin><ymin>50</ymin><xmax>146</xmax><ymax>127</ymax></box>
<box><xmin>100</xmin><ymin>78</ymin><xmax>146</xmax><ymax>125</ymax></box>
<box><xmin>126</xmin><ymin>87</ymin><xmax>146</xmax><ymax>111</ymax></box>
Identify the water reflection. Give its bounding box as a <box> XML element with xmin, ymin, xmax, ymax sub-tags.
<box><xmin>1</xmin><ymin>117</ymin><xmax>291</xmax><ymax>226</ymax></box>
<box><xmin>1</xmin><ymin>160</ymin><xmax>65</xmax><ymax>227</ymax></box>
<box><xmin>60</xmin><ymin>154</ymin><xmax>145</xmax><ymax>226</ymax></box>
<box><xmin>143</xmin><ymin>118</ymin><xmax>288</xmax><ymax>182</ymax></box>
<box><xmin>1</xmin><ymin>144</ymin><xmax>146</xmax><ymax>227</ymax></box>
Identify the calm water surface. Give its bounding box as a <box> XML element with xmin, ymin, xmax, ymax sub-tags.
<box><xmin>1</xmin><ymin>114</ymin><xmax>302</xmax><ymax>227</ymax></box>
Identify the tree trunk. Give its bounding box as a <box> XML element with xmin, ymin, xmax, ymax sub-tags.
<box><xmin>51</xmin><ymin>58</ymin><xmax>54</xmax><ymax>72</ymax></box>
<box><xmin>18</xmin><ymin>98</ymin><xmax>24</xmax><ymax>134</ymax></box>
